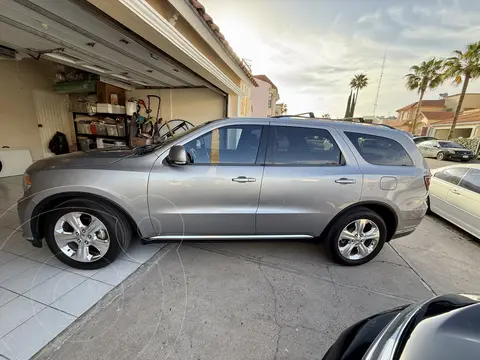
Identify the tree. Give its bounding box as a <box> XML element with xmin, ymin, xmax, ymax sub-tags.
<box><xmin>404</xmin><ymin>58</ymin><xmax>444</xmax><ymax>134</ymax></box>
<box><xmin>443</xmin><ymin>41</ymin><xmax>480</xmax><ymax>139</ymax></box>
<box><xmin>344</xmin><ymin>90</ymin><xmax>353</xmax><ymax>118</ymax></box>
<box><xmin>321</xmin><ymin>113</ymin><xmax>331</xmax><ymax>119</ymax></box>
<box><xmin>349</xmin><ymin>73</ymin><xmax>368</xmax><ymax>117</ymax></box>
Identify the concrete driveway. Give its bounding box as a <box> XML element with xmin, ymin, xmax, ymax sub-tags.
<box><xmin>34</xmin><ymin>213</ymin><xmax>480</xmax><ymax>360</ymax></box>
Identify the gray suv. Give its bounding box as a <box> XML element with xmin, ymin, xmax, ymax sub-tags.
<box><xmin>18</xmin><ymin>118</ymin><xmax>430</xmax><ymax>269</ymax></box>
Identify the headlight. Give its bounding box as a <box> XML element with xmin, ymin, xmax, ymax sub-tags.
<box><xmin>447</xmin><ymin>150</ymin><xmax>455</xmax><ymax>154</ymax></box>
<box><xmin>23</xmin><ymin>173</ymin><xmax>32</xmax><ymax>192</ymax></box>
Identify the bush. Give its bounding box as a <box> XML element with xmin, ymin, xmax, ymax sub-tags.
<box><xmin>452</xmin><ymin>137</ymin><xmax>480</xmax><ymax>156</ymax></box>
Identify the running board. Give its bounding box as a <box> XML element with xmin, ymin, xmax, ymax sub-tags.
<box><xmin>147</xmin><ymin>234</ymin><xmax>314</xmax><ymax>241</ymax></box>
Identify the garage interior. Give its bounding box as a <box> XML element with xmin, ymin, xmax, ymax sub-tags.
<box><xmin>0</xmin><ymin>0</ymin><xmax>227</xmax><ymax>177</ymax></box>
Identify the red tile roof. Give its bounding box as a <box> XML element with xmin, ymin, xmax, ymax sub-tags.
<box><xmin>431</xmin><ymin>110</ymin><xmax>480</xmax><ymax>125</ymax></box>
<box><xmin>253</xmin><ymin>75</ymin><xmax>278</xmax><ymax>90</ymax></box>
<box><xmin>421</xmin><ymin>111</ymin><xmax>455</xmax><ymax>120</ymax></box>
<box><xmin>189</xmin><ymin>0</ymin><xmax>258</xmax><ymax>87</ymax></box>
<box><xmin>396</xmin><ymin>99</ymin><xmax>445</xmax><ymax>112</ymax></box>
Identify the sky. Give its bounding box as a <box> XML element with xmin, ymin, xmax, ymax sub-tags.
<box><xmin>200</xmin><ymin>0</ymin><xmax>480</xmax><ymax>118</ymax></box>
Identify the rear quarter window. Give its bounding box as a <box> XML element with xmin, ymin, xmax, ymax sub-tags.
<box><xmin>345</xmin><ymin>132</ymin><xmax>413</xmax><ymax>166</ymax></box>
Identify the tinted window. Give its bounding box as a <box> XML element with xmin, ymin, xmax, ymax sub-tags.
<box><xmin>345</xmin><ymin>132</ymin><xmax>413</xmax><ymax>166</ymax></box>
<box><xmin>434</xmin><ymin>167</ymin><xmax>468</xmax><ymax>185</ymax></box>
<box><xmin>271</xmin><ymin>126</ymin><xmax>342</xmax><ymax>165</ymax></box>
<box><xmin>184</xmin><ymin>125</ymin><xmax>262</xmax><ymax>164</ymax></box>
<box><xmin>438</xmin><ymin>141</ymin><xmax>463</xmax><ymax>148</ymax></box>
<box><xmin>459</xmin><ymin>169</ymin><xmax>480</xmax><ymax>194</ymax></box>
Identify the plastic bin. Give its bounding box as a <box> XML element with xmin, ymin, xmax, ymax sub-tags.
<box><xmin>96</xmin><ymin>123</ymin><xmax>108</xmax><ymax>136</ymax></box>
<box><xmin>116</xmin><ymin>123</ymin><xmax>126</xmax><ymax>137</ymax></box>
<box><xmin>106</xmin><ymin>124</ymin><xmax>119</xmax><ymax>136</ymax></box>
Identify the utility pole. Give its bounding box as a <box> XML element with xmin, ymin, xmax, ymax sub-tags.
<box><xmin>373</xmin><ymin>49</ymin><xmax>387</xmax><ymax>119</ymax></box>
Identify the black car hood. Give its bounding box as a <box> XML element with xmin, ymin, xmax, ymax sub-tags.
<box><xmin>27</xmin><ymin>147</ymin><xmax>134</xmax><ymax>171</ymax></box>
<box><xmin>323</xmin><ymin>294</ymin><xmax>480</xmax><ymax>360</ymax></box>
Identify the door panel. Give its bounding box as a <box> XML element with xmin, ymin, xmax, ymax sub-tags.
<box><xmin>429</xmin><ymin>178</ymin><xmax>455</xmax><ymax>215</ymax></box>
<box><xmin>148</xmin><ymin>123</ymin><xmax>265</xmax><ymax>236</ymax></box>
<box><xmin>445</xmin><ymin>186</ymin><xmax>480</xmax><ymax>237</ymax></box>
<box><xmin>256</xmin><ymin>125</ymin><xmax>362</xmax><ymax>236</ymax></box>
<box><xmin>32</xmin><ymin>90</ymin><xmax>72</xmax><ymax>158</ymax></box>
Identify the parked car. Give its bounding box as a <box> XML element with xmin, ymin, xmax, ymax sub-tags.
<box><xmin>429</xmin><ymin>164</ymin><xmax>480</xmax><ymax>238</ymax></box>
<box><xmin>413</xmin><ymin>135</ymin><xmax>437</xmax><ymax>144</ymax></box>
<box><xmin>322</xmin><ymin>293</ymin><xmax>480</xmax><ymax>360</ymax></box>
<box><xmin>17</xmin><ymin>118</ymin><xmax>430</xmax><ymax>269</ymax></box>
<box><xmin>417</xmin><ymin>139</ymin><xmax>474</xmax><ymax>161</ymax></box>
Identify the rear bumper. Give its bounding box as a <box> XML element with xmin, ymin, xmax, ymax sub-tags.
<box><xmin>390</xmin><ymin>200</ymin><xmax>427</xmax><ymax>241</ymax></box>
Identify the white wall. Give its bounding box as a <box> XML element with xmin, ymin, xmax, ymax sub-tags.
<box><xmin>0</xmin><ymin>59</ymin><xmax>58</xmax><ymax>160</ymax></box>
<box><xmin>126</xmin><ymin>87</ymin><xmax>226</xmax><ymax>126</ymax></box>
<box><xmin>251</xmin><ymin>79</ymin><xmax>270</xmax><ymax>117</ymax></box>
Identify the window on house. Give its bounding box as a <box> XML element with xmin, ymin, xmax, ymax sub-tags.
<box><xmin>268</xmin><ymin>93</ymin><xmax>272</xmax><ymax>108</ymax></box>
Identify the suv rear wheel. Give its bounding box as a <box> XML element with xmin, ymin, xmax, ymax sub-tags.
<box><xmin>44</xmin><ymin>199</ymin><xmax>131</xmax><ymax>269</ymax></box>
<box><xmin>325</xmin><ymin>207</ymin><xmax>387</xmax><ymax>265</ymax></box>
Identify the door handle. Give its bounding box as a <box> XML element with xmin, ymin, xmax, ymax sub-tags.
<box><xmin>232</xmin><ymin>176</ymin><xmax>256</xmax><ymax>183</ymax></box>
<box><xmin>451</xmin><ymin>188</ymin><xmax>461</xmax><ymax>195</ymax></box>
<box><xmin>335</xmin><ymin>178</ymin><xmax>356</xmax><ymax>185</ymax></box>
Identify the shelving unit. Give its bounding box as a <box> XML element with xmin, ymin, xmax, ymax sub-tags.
<box><xmin>73</xmin><ymin>112</ymin><xmax>130</xmax><ymax>151</ymax></box>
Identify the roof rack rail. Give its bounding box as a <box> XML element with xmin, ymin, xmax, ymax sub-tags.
<box><xmin>334</xmin><ymin>117</ymin><xmax>366</xmax><ymax>123</ymax></box>
<box><xmin>271</xmin><ymin>112</ymin><xmax>316</xmax><ymax>119</ymax></box>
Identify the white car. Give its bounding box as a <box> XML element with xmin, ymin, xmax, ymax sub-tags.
<box><xmin>429</xmin><ymin>163</ymin><xmax>480</xmax><ymax>238</ymax></box>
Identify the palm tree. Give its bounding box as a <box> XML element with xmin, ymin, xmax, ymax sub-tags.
<box><xmin>344</xmin><ymin>90</ymin><xmax>353</xmax><ymax>118</ymax></box>
<box><xmin>443</xmin><ymin>41</ymin><xmax>480</xmax><ymax>139</ymax></box>
<box><xmin>349</xmin><ymin>73</ymin><xmax>368</xmax><ymax>117</ymax></box>
<box><xmin>404</xmin><ymin>58</ymin><xmax>444</xmax><ymax>134</ymax></box>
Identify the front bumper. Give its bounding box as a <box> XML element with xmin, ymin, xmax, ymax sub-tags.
<box><xmin>445</xmin><ymin>153</ymin><xmax>474</xmax><ymax>160</ymax></box>
<box><xmin>17</xmin><ymin>193</ymin><xmax>40</xmax><ymax>247</ymax></box>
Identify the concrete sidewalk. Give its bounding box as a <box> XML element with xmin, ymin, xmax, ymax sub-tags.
<box><xmin>33</xmin><ymin>216</ymin><xmax>480</xmax><ymax>360</ymax></box>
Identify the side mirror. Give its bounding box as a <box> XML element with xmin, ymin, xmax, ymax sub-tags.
<box><xmin>168</xmin><ymin>145</ymin><xmax>187</xmax><ymax>165</ymax></box>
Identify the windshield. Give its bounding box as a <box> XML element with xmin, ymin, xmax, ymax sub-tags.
<box><xmin>438</xmin><ymin>141</ymin><xmax>464</xmax><ymax>148</ymax></box>
<box><xmin>133</xmin><ymin>120</ymin><xmax>215</xmax><ymax>155</ymax></box>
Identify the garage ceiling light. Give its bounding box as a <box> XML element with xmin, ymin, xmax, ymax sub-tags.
<box><xmin>110</xmin><ymin>73</ymin><xmax>131</xmax><ymax>81</ymax></box>
<box><xmin>46</xmin><ymin>53</ymin><xmax>83</xmax><ymax>64</ymax></box>
<box><xmin>83</xmin><ymin>64</ymin><xmax>112</xmax><ymax>73</ymax></box>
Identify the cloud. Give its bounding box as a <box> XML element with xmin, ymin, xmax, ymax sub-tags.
<box><xmin>357</xmin><ymin>9</ymin><xmax>381</xmax><ymax>24</ymax></box>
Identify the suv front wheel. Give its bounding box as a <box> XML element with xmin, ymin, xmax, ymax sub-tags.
<box><xmin>44</xmin><ymin>199</ymin><xmax>131</xmax><ymax>269</ymax></box>
<box><xmin>325</xmin><ymin>207</ymin><xmax>387</xmax><ymax>265</ymax></box>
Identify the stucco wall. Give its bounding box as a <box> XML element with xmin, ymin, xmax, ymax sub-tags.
<box><xmin>0</xmin><ymin>59</ymin><xmax>57</xmax><ymax>160</ymax></box>
<box><xmin>126</xmin><ymin>87</ymin><xmax>225</xmax><ymax>126</ymax></box>
<box><xmin>251</xmin><ymin>79</ymin><xmax>270</xmax><ymax>117</ymax></box>
<box><xmin>445</xmin><ymin>94</ymin><xmax>480</xmax><ymax>112</ymax></box>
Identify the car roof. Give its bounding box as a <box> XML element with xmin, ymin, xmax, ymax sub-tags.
<box><xmin>432</xmin><ymin>163</ymin><xmax>480</xmax><ymax>173</ymax></box>
<box><xmin>225</xmin><ymin>117</ymin><xmax>405</xmax><ymax>137</ymax></box>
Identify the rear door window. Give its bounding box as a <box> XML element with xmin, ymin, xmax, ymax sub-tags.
<box><xmin>459</xmin><ymin>169</ymin><xmax>480</xmax><ymax>194</ymax></box>
<box><xmin>345</xmin><ymin>132</ymin><xmax>413</xmax><ymax>166</ymax></box>
<box><xmin>269</xmin><ymin>126</ymin><xmax>342</xmax><ymax>165</ymax></box>
<box><xmin>434</xmin><ymin>167</ymin><xmax>468</xmax><ymax>185</ymax></box>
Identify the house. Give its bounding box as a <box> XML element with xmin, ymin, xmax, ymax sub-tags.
<box><xmin>396</xmin><ymin>99</ymin><xmax>445</xmax><ymax>124</ymax></box>
<box><xmin>444</xmin><ymin>93</ymin><xmax>480</xmax><ymax>112</ymax></box>
<box><xmin>0</xmin><ymin>0</ymin><xmax>258</xmax><ymax>167</ymax></box>
<box><xmin>251</xmin><ymin>75</ymin><xmax>280</xmax><ymax>117</ymax></box>
<box><xmin>429</xmin><ymin>110</ymin><xmax>480</xmax><ymax>139</ymax></box>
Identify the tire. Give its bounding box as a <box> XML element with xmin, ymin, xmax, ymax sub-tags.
<box><xmin>324</xmin><ymin>207</ymin><xmax>387</xmax><ymax>266</ymax></box>
<box><xmin>44</xmin><ymin>198</ymin><xmax>131</xmax><ymax>269</ymax></box>
<box><xmin>436</xmin><ymin>152</ymin><xmax>445</xmax><ymax>161</ymax></box>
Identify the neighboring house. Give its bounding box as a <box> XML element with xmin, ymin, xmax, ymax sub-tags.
<box><xmin>429</xmin><ymin>110</ymin><xmax>480</xmax><ymax>139</ymax></box>
<box><xmin>408</xmin><ymin>111</ymin><xmax>455</xmax><ymax>135</ymax></box>
<box><xmin>252</xmin><ymin>74</ymin><xmax>280</xmax><ymax>117</ymax></box>
<box><xmin>0</xmin><ymin>0</ymin><xmax>258</xmax><ymax>162</ymax></box>
<box><xmin>444</xmin><ymin>93</ymin><xmax>480</xmax><ymax>112</ymax></box>
<box><xmin>275</xmin><ymin>103</ymin><xmax>287</xmax><ymax>116</ymax></box>
<box><xmin>396</xmin><ymin>99</ymin><xmax>445</xmax><ymax>126</ymax></box>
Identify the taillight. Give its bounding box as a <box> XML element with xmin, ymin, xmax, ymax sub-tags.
<box><xmin>424</xmin><ymin>175</ymin><xmax>431</xmax><ymax>191</ymax></box>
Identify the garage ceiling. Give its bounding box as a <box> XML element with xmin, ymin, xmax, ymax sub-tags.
<box><xmin>0</xmin><ymin>0</ymin><xmax>216</xmax><ymax>89</ymax></box>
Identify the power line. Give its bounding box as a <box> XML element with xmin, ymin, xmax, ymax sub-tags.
<box><xmin>373</xmin><ymin>48</ymin><xmax>387</xmax><ymax>118</ymax></box>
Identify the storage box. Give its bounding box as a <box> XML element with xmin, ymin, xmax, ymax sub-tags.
<box><xmin>96</xmin><ymin>103</ymin><xmax>112</xmax><ymax>113</ymax></box>
<box><xmin>106</xmin><ymin>124</ymin><xmax>119</xmax><ymax>136</ymax></box>
<box><xmin>111</xmin><ymin>105</ymin><xmax>126</xmax><ymax>114</ymax></box>
<box><xmin>77</xmin><ymin>123</ymin><xmax>90</xmax><ymax>134</ymax></box>
<box><xmin>117</xmin><ymin>123</ymin><xmax>126</xmax><ymax>137</ymax></box>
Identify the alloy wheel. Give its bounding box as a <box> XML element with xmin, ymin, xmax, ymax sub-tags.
<box><xmin>54</xmin><ymin>212</ymin><xmax>110</xmax><ymax>263</ymax></box>
<box><xmin>337</xmin><ymin>219</ymin><xmax>380</xmax><ymax>260</ymax></box>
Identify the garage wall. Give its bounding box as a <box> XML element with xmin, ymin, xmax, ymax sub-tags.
<box><xmin>126</xmin><ymin>87</ymin><xmax>225</xmax><ymax>126</ymax></box>
<box><xmin>0</xmin><ymin>59</ymin><xmax>57</xmax><ymax>160</ymax></box>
